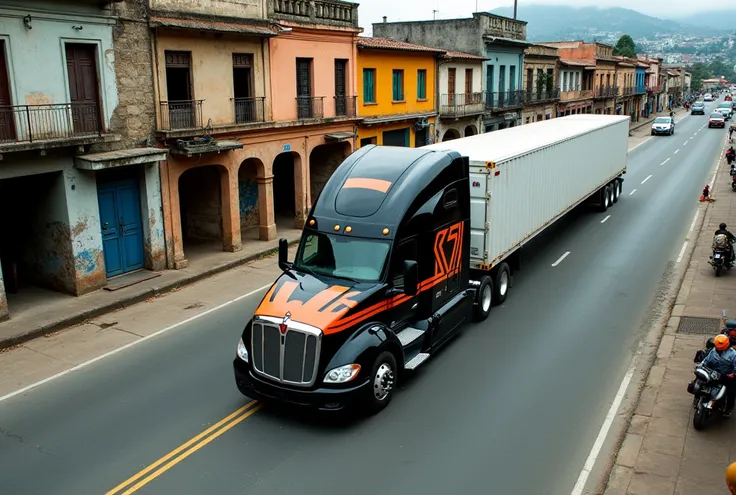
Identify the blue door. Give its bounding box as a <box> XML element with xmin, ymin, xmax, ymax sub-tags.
<box><xmin>98</xmin><ymin>179</ymin><xmax>145</xmax><ymax>277</ymax></box>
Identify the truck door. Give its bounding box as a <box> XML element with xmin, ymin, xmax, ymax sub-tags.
<box><xmin>389</xmin><ymin>237</ymin><xmax>418</xmax><ymax>329</ymax></box>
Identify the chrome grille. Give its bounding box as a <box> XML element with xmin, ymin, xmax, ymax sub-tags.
<box><xmin>251</xmin><ymin>316</ymin><xmax>322</xmax><ymax>387</ymax></box>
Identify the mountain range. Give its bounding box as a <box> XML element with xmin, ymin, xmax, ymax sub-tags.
<box><xmin>490</xmin><ymin>5</ymin><xmax>730</xmax><ymax>42</ymax></box>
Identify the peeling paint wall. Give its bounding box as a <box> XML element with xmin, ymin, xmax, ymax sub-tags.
<box><xmin>150</xmin><ymin>0</ymin><xmax>266</xmax><ymax>19</ymax></box>
<box><xmin>141</xmin><ymin>163</ymin><xmax>166</xmax><ymax>270</ymax></box>
<box><xmin>238</xmin><ymin>165</ymin><xmax>259</xmax><ymax>230</ymax></box>
<box><xmin>179</xmin><ymin>167</ymin><xmax>223</xmax><ymax>241</ymax></box>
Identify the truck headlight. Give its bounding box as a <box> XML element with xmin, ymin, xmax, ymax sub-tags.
<box><xmin>324</xmin><ymin>364</ymin><xmax>361</xmax><ymax>384</ymax></box>
<box><xmin>237</xmin><ymin>338</ymin><xmax>249</xmax><ymax>362</ymax></box>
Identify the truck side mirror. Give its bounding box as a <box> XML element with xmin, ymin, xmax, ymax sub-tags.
<box><xmin>278</xmin><ymin>238</ymin><xmax>291</xmax><ymax>271</ymax></box>
<box><xmin>403</xmin><ymin>260</ymin><xmax>418</xmax><ymax>296</ymax></box>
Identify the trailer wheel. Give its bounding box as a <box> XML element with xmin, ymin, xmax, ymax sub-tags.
<box><xmin>493</xmin><ymin>263</ymin><xmax>511</xmax><ymax>305</ymax></box>
<box><xmin>362</xmin><ymin>351</ymin><xmax>397</xmax><ymax>415</ymax></box>
<box><xmin>598</xmin><ymin>185</ymin><xmax>610</xmax><ymax>213</ymax></box>
<box><xmin>617</xmin><ymin>180</ymin><xmax>623</xmax><ymax>199</ymax></box>
<box><xmin>473</xmin><ymin>276</ymin><xmax>493</xmax><ymax>322</ymax></box>
<box><xmin>608</xmin><ymin>184</ymin><xmax>615</xmax><ymax>206</ymax></box>
<box><xmin>612</xmin><ymin>180</ymin><xmax>620</xmax><ymax>203</ymax></box>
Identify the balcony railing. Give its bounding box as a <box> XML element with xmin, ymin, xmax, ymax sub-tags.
<box><xmin>440</xmin><ymin>92</ymin><xmax>485</xmax><ymax>117</ymax></box>
<box><xmin>668</xmin><ymin>86</ymin><xmax>681</xmax><ymax>94</ymax></box>
<box><xmin>296</xmin><ymin>96</ymin><xmax>324</xmax><ymax>119</ymax></box>
<box><xmin>484</xmin><ymin>90</ymin><xmax>524</xmax><ymax>110</ymax></box>
<box><xmin>231</xmin><ymin>97</ymin><xmax>266</xmax><ymax>124</ymax></box>
<box><xmin>594</xmin><ymin>86</ymin><xmax>618</xmax><ymax>99</ymax></box>
<box><xmin>635</xmin><ymin>85</ymin><xmax>647</xmax><ymax>95</ymax></box>
<box><xmin>0</xmin><ymin>102</ymin><xmax>102</xmax><ymax>144</ymax></box>
<box><xmin>559</xmin><ymin>89</ymin><xmax>594</xmax><ymax>102</ymax></box>
<box><xmin>524</xmin><ymin>88</ymin><xmax>561</xmax><ymax>103</ymax></box>
<box><xmin>334</xmin><ymin>95</ymin><xmax>356</xmax><ymax>117</ymax></box>
<box><xmin>647</xmin><ymin>84</ymin><xmax>662</xmax><ymax>93</ymax></box>
<box><xmin>160</xmin><ymin>100</ymin><xmax>203</xmax><ymax>131</ymax></box>
<box><xmin>269</xmin><ymin>0</ymin><xmax>358</xmax><ymax>27</ymax></box>
<box><xmin>620</xmin><ymin>86</ymin><xmax>635</xmax><ymax>96</ymax></box>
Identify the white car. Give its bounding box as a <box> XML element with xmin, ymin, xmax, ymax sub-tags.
<box><xmin>704</xmin><ymin>93</ymin><xmax>713</xmax><ymax>102</ymax></box>
<box><xmin>651</xmin><ymin>116</ymin><xmax>675</xmax><ymax>135</ymax></box>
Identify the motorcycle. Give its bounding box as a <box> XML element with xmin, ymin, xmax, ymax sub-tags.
<box><xmin>710</xmin><ymin>248</ymin><xmax>732</xmax><ymax>276</ymax></box>
<box><xmin>731</xmin><ymin>167</ymin><xmax>736</xmax><ymax>191</ymax></box>
<box><xmin>687</xmin><ymin>365</ymin><xmax>729</xmax><ymax>430</ymax></box>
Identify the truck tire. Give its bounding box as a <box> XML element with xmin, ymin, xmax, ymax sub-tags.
<box><xmin>363</xmin><ymin>351</ymin><xmax>397</xmax><ymax>415</ymax></box>
<box><xmin>612</xmin><ymin>180</ymin><xmax>620</xmax><ymax>203</ymax></box>
<box><xmin>598</xmin><ymin>185</ymin><xmax>610</xmax><ymax>212</ymax></box>
<box><xmin>608</xmin><ymin>184</ymin><xmax>615</xmax><ymax>206</ymax></box>
<box><xmin>473</xmin><ymin>276</ymin><xmax>493</xmax><ymax>321</ymax></box>
<box><xmin>493</xmin><ymin>263</ymin><xmax>511</xmax><ymax>305</ymax></box>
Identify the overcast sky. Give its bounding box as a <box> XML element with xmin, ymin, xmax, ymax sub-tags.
<box><xmin>360</xmin><ymin>0</ymin><xmax>715</xmax><ymax>35</ymax></box>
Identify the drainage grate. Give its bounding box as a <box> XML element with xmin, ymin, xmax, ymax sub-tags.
<box><xmin>677</xmin><ymin>316</ymin><xmax>721</xmax><ymax>335</ymax></box>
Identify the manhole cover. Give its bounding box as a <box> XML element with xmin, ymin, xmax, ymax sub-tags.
<box><xmin>677</xmin><ymin>316</ymin><xmax>721</xmax><ymax>335</ymax></box>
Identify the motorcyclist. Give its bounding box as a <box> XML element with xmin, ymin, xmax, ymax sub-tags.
<box><xmin>715</xmin><ymin>222</ymin><xmax>736</xmax><ymax>263</ymax></box>
<box><xmin>701</xmin><ymin>334</ymin><xmax>736</xmax><ymax>417</ymax></box>
<box><xmin>726</xmin><ymin>147</ymin><xmax>735</xmax><ymax>165</ymax></box>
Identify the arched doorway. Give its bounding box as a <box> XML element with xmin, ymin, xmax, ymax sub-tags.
<box><xmin>272</xmin><ymin>152</ymin><xmax>299</xmax><ymax>230</ymax></box>
<box><xmin>239</xmin><ymin>157</ymin><xmax>265</xmax><ymax>241</ymax></box>
<box><xmin>442</xmin><ymin>129</ymin><xmax>461</xmax><ymax>141</ymax></box>
<box><xmin>178</xmin><ymin>165</ymin><xmax>226</xmax><ymax>254</ymax></box>
<box><xmin>464</xmin><ymin>125</ymin><xmax>477</xmax><ymax>137</ymax></box>
<box><xmin>309</xmin><ymin>142</ymin><xmax>351</xmax><ymax>203</ymax></box>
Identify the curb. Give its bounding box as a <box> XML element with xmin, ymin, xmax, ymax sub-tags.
<box><xmin>0</xmin><ymin>239</ymin><xmax>300</xmax><ymax>351</ymax></box>
<box><xmin>597</xmin><ymin>132</ymin><xmax>725</xmax><ymax>494</ymax></box>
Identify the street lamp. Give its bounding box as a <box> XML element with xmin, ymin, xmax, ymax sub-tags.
<box><xmin>513</xmin><ymin>0</ymin><xmax>518</xmax><ymax>19</ymax></box>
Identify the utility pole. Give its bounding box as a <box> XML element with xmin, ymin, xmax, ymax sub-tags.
<box><xmin>433</xmin><ymin>9</ymin><xmax>439</xmax><ymax>20</ymax></box>
<box><xmin>513</xmin><ymin>0</ymin><xmax>518</xmax><ymax>19</ymax></box>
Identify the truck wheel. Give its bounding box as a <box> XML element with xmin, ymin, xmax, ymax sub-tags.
<box><xmin>608</xmin><ymin>184</ymin><xmax>615</xmax><ymax>206</ymax></box>
<box><xmin>493</xmin><ymin>263</ymin><xmax>510</xmax><ymax>305</ymax></box>
<box><xmin>612</xmin><ymin>180</ymin><xmax>620</xmax><ymax>203</ymax></box>
<box><xmin>598</xmin><ymin>185</ymin><xmax>610</xmax><ymax>212</ymax></box>
<box><xmin>473</xmin><ymin>276</ymin><xmax>493</xmax><ymax>322</ymax></box>
<box><xmin>363</xmin><ymin>351</ymin><xmax>397</xmax><ymax>415</ymax></box>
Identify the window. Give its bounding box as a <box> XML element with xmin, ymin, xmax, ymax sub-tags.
<box><xmin>465</xmin><ymin>69</ymin><xmax>473</xmax><ymax>94</ymax></box>
<box><xmin>363</xmin><ymin>68</ymin><xmax>376</xmax><ymax>104</ymax></box>
<box><xmin>296</xmin><ymin>230</ymin><xmax>391</xmax><ymax>282</ymax></box>
<box><xmin>233</xmin><ymin>53</ymin><xmax>255</xmax><ymax>123</ymax></box>
<box><xmin>417</xmin><ymin>69</ymin><xmax>427</xmax><ymax>100</ymax></box>
<box><xmin>526</xmin><ymin>68</ymin><xmax>533</xmax><ymax>93</ymax></box>
<box><xmin>509</xmin><ymin>66</ymin><xmax>516</xmax><ymax>92</ymax></box>
<box><xmin>563</xmin><ymin>72</ymin><xmax>568</xmax><ymax>91</ymax></box>
<box><xmin>546</xmin><ymin>69</ymin><xmax>554</xmax><ymax>92</ymax></box>
<box><xmin>392</xmin><ymin>69</ymin><xmax>404</xmax><ymax>101</ymax></box>
<box><xmin>360</xmin><ymin>136</ymin><xmax>377</xmax><ymax>147</ymax></box>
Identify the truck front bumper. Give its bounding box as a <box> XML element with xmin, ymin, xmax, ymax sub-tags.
<box><xmin>233</xmin><ymin>359</ymin><xmax>371</xmax><ymax>411</ymax></box>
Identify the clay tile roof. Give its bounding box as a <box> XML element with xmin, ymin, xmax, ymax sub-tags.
<box><xmin>559</xmin><ymin>58</ymin><xmax>591</xmax><ymax>67</ymax></box>
<box><xmin>356</xmin><ymin>37</ymin><xmax>446</xmax><ymax>54</ymax></box>
<box><xmin>149</xmin><ymin>15</ymin><xmax>278</xmax><ymax>36</ymax></box>
<box><xmin>441</xmin><ymin>50</ymin><xmax>489</xmax><ymax>61</ymax></box>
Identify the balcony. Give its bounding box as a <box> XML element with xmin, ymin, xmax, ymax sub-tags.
<box><xmin>232</xmin><ymin>97</ymin><xmax>266</xmax><ymax>124</ymax></box>
<box><xmin>560</xmin><ymin>89</ymin><xmax>593</xmax><ymax>102</ymax></box>
<box><xmin>296</xmin><ymin>96</ymin><xmax>324</xmax><ymax>119</ymax></box>
<box><xmin>268</xmin><ymin>0</ymin><xmax>359</xmax><ymax>28</ymax></box>
<box><xmin>484</xmin><ymin>90</ymin><xmax>524</xmax><ymax>111</ymax></box>
<box><xmin>440</xmin><ymin>93</ymin><xmax>486</xmax><ymax>117</ymax></box>
<box><xmin>159</xmin><ymin>100</ymin><xmax>203</xmax><ymax>131</ymax></box>
<box><xmin>0</xmin><ymin>102</ymin><xmax>113</xmax><ymax>152</ymax></box>
<box><xmin>635</xmin><ymin>85</ymin><xmax>647</xmax><ymax>95</ymax></box>
<box><xmin>594</xmin><ymin>86</ymin><xmax>618</xmax><ymax>99</ymax></box>
<box><xmin>524</xmin><ymin>88</ymin><xmax>561</xmax><ymax>104</ymax></box>
<box><xmin>647</xmin><ymin>84</ymin><xmax>662</xmax><ymax>93</ymax></box>
<box><xmin>620</xmin><ymin>86</ymin><xmax>635</xmax><ymax>97</ymax></box>
<box><xmin>334</xmin><ymin>95</ymin><xmax>356</xmax><ymax>117</ymax></box>
<box><xmin>668</xmin><ymin>86</ymin><xmax>681</xmax><ymax>94</ymax></box>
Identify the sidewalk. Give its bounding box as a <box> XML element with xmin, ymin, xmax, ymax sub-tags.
<box><xmin>0</xmin><ymin>230</ymin><xmax>301</xmax><ymax>350</ymax></box>
<box><xmin>604</xmin><ymin>133</ymin><xmax>735</xmax><ymax>494</ymax></box>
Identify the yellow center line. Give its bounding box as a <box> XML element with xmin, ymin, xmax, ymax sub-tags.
<box><xmin>106</xmin><ymin>401</ymin><xmax>261</xmax><ymax>495</ymax></box>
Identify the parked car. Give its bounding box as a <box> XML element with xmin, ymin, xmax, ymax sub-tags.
<box><xmin>709</xmin><ymin>112</ymin><xmax>726</xmax><ymax>128</ymax></box>
<box><xmin>691</xmin><ymin>102</ymin><xmax>706</xmax><ymax>115</ymax></box>
<box><xmin>717</xmin><ymin>102</ymin><xmax>733</xmax><ymax>120</ymax></box>
<box><xmin>726</xmin><ymin>94</ymin><xmax>733</xmax><ymax>102</ymax></box>
<box><xmin>651</xmin><ymin>116</ymin><xmax>675</xmax><ymax>135</ymax></box>
<box><xmin>705</xmin><ymin>93</ymin><xmax>714</xmax><ymax>101</ymax></box>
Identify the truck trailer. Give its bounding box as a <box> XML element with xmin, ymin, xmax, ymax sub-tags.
<box><xmin>233</xmin><ymin>114</ymin><xmax>630</xmax><ymax>415</ymax></box>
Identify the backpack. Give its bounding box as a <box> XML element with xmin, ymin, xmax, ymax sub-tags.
<box><xmin>714</xmin><ymin>233</ymin><xmax>730</xmax><ymax>250</ymax></box>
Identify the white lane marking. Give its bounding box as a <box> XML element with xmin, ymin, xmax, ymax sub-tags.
<box><xmin>0</xmin><ymin>283</ymin><xmax>274</xmax><ymax>404</ymax></box>
<box><xmin>600</xmin><ymin>215</ymin><xmax>611</xmax><ymax>224</ymax></box>
<box><xmin>660</xmin><ymin>158</ymin><xmax>670</xmax><ymax>166</ymax></box>
<box><xmin>674</xmin><ymin>149</ymin><xmax>680</xmax><ymax>154</ymax></box>
<box><xmin>689</xmin><ymin>211</ymin><xmax>699</xmax><ymax>234</ymax></box>
<box><xmin>570</xmin><ymin>351</ymin><xmax>639</xmax><ymax>495</ymax></box>
<box><xmin>684</xmin><ymin>141</ymin><xmax>688</xmax><ymax>146</ymax></box>
<box><xmin>629</xmin><ymin>189</ymin><xmax>637</xmax><ymax>196</ymax></box>
<box><xmin>551</xmin><ymin>251</ymin><xmax>570</xmax><ymax>267</ymax></box>
<box><xmin>641</xmin><ymin>175</ymin><xmax>652</xmax><ymax>184</ymax></box>
<box><xmin>676</xmin><ymin>241</ymin><xmax>689</xmax><ymax>264</ymax></box>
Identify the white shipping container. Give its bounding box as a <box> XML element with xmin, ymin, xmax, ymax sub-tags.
<box><xmin>423</xmin><ymin>115</ymin><xmax>629</xmax><ymax>269</ymax></box>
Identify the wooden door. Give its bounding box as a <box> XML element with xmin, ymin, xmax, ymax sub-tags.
<box><xmin>0</xmin><ymin>40</ymin><xmax>14</xmax><ymax>141</ymax></box>
<box><xmin>465</xmin><ymin>69</ymin><xmax>473</xmax><ymax>103</ymax></box>
<box><xmin>296</xmin><ymin>58</ymin><xmax>313</xmax><ymax>118</ymax></box>
<box><xmin>334</xmin><ymin>59</ymin><xmax>347</xmax><ymax>116</ymax></box>
<box><xmin>448</xmin><ymin>68</ymin><xmax>456</xmax><ymax>106</ymax></box>
<box><xmin>66</xmin><ymin>43</ymin><xmax>100</xmax><ymax>134</ymax></box>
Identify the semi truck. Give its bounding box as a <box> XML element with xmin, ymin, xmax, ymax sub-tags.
<box><xmin>233</xmin><ymin>114</ymin><xmax>630</xmax><ymax>415</ymax></box>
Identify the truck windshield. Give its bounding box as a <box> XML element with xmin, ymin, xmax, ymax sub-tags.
<box><xmin>294</xmin><ymin>230</ymin><xmax>390</xmax><ymax>283</ymax></box>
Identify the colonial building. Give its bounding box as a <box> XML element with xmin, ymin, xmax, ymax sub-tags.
<box><xmin>436</xmin><ymin>50</ymin><xmax>489</xmax><ymax>140</ymax></box>
<box><xmin>556</xmin><ymin>59</ymin><xmax>594</xmax><ymax>116</ymax></box>
<box><xmin>614</xmin><ymin>56</ymin><xmax>636</xmax><ymax>117</ymax></box>
<box><xmin>663</xmin><ymin>66</ymin><xmax>684</xmax><ymax>108</ymax></box>
<box><xmin>541</xmin><ymin>41</ymin><xmax>618</xmax><ymax>115</ymax></box>
<box><xmin>522</xmin><ymin>44</ymin><xmax>560</xmax><ymax>123</ymax></box>
<box><xmin>150</xmin><ymin>0</ymin><xmax>362</xmax><ymax>271</ymax></box>
<box><xmin>0</xmin><ymin>0</ymin><xmax>166</xmax><ymax>321</ymax></box>
<box><xmin>639</xmin><ymin>56</ymin><xmax>666</xmax><ymax>114</ymax></box>
<box><xmin>356</xmin><ymin>37</ymin><xmax>441</xmax><ymax>147</ymax></box>
<box><xmin>373</xmin><ymin>12</ymin><xmax>531</xmax><ymax>132</ymax></box>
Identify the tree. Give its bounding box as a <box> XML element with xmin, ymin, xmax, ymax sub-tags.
<box><xmin>709</xmin><ymin>59</ymin><xmax>736</xmax><ymax>82</ymax></box>
<box><xmin>613</xmin><ymin>34</ymin><xmax>636</xmax><ymax>58</ymax></box>
<box><xmin>687</xmin><ymin>62</ymin><xmax>713</xmax><ymax>91</ymax></box>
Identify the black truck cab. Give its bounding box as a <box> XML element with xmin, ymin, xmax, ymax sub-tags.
<box><xmin>233</xmin><ymin>145</ymin><xmax>489</xmax><ymax>414</ymax></box>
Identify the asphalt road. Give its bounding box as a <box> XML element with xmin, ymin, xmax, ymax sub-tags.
<box><xmin>0</xmin><ymin>105</ymin><xmax>728</xmax><ymax>495</ymax></box>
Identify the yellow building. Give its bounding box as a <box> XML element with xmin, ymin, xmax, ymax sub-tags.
<box><xmin>356</xmin><ymin>37</ymin><xmax>444</xmax><ymax>148</ymax></box>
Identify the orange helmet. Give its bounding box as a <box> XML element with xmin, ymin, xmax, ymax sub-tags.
<box><xmin>715</xmin><ymin>334</ymin><xmax>730</xmax><ymax>351</ymax></box>
<box><xmin>726</xmin><ymin>462</ymin><xmax>736</xmax><ymax>494</ymax></box>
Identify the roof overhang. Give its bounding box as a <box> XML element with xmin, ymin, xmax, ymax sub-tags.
<box><xmin>325</xmin><ymin>132</ymin><xmax>357</xmax><ymax>141</ymax></box>
<box><xmin>169</xmin><ymin>139</ymin><xmax>243</xmax><ymax>157</ymax></box>
<box><xmin>149</xmin><ymin>15</ymin><xmax>279</xmax><ymax>37</ymax></box>
<box><xmin>483</xmin><ymin>36</ymin><xmax>532</xmax><ymax>48</ymax></box>
<box><xmin>74</xmin><ymin>147</ymin><xmax>168</xmax><ymax>170</ymax></box>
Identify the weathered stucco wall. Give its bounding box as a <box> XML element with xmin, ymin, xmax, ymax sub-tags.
<box><xmin>179</xmin><ymin>166</ymin><xmax>224</xmax><ymax>241</ymax></box>
<box><xmin>150</xmin><ymin>0</ymin><xmax>266</xmax><ymax>19</ymax></box>
<box><xmin>141</xmin><ymin>163</ymin><xmax>166</xmax><ymax>271</ymax></box>
<box><xmin>373</xmin><ymin>19</ymin><xmax>481</xmax><ymax>56</ymax></box>
<box><xmin>0</xmin><ymin>2</ymin><xmax>119</xmax><ymax>129</ymax></box>
<box><xmin>439</xmin><ymin>61</ymin><xmax>483</xmax><ymax>97</ymax></box>
<box><xmin>155</xmin><ymin>30</ymin><xmax>269</xmax><ymax>127</ymax></box>
<box><xmin>238</xmin><ymin>164</ymin><xmax>259</xmax><ymax>230</ymax></box>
